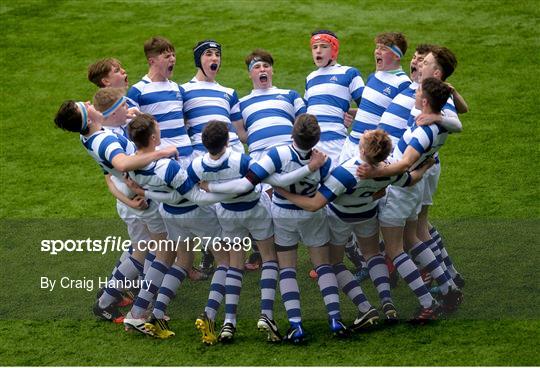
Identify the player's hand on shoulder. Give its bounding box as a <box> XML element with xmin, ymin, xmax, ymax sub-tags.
<box><xmin>356</xmin><ymin>162</ymin><xmax>377</xmax><ymax>179</ymax></box>
<box><xmin>158</xmin><ymin>146</ymin><xmax>179</xmax><ymax>160</ymax></box>
<box><xmin>445</xmin><ymin>82</ymin><xmax>456</xmax><ymax>93</ymax></box>
<box><xmin>308</xmin><ymin>148</ymin><xmax>327</xmax><ymax>172</ymax></box>
<box><xmin>127</xmin><ymin>107</ymin><xmax>141</xmax><ymax>120</ymax></box>
<box><xmin>416</xmin><ymin>112</ymin><xmax>442</xmax><ymax>126</ymax></box>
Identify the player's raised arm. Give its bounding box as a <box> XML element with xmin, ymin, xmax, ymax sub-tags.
<box><xmin>111</xmin><ymin>145</ymin><xmax>177</xmax><ymax>172</ymax></box>
<box><xmin>446</xmin><ymin>83</ymin><xmax>469</xmax><ymax>114</ymax></box>
<box><xmin>358</xmin><ymin>145</ymin><xmax>419</xmax><ymax>179</ymax></box>
<box><xmin>416</xmin><ymin>112</ymin><xmax>462</xmax><ymax>133</ymax></box>
<box><xmin>54</xmin><ymin>100</ymin><xmax>176</xmax><ymax>173</ymax></box>
<box><xmin>264</xmin><ymin>149</ymin><xmax>327</xmax><ymax>187</ymax></box>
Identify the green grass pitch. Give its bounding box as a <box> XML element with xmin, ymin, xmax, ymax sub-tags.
<box><xmin>0</xmin><ymin>0</ymin><xmax>539</xmax><ymax>365</ymax></box>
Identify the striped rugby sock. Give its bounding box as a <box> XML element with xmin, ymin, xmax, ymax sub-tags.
<box><xmin>224</xmin><ymin>267</ymin><xmax>244</xmax><ymax>326</ymax></box>
<box><xmin>334</xmin><ymin>262</ymin><xmax>371</xmax><ymax>313</ymax></box>
<box><xmin>260</xmin><ymin>260</ymin><xmax>279</xmax><ymax>319</ymax></box>
<box><xmin>367</xmin><ymin>254</ymin><xmax>392</xmax><ymax>304</ymax></box>
<box><xmin>410</xmin><ymin>241</ymin><xmax>455</xmax><ymax>294</ymax></box>
<box><xmin>99</xmin><ymin>256</ymin><xmax>143</xmax><ymax>309</ymax></box>
<box><xmin>315</xmin><ymin>264</ymin><xmax>341</xmax><ymax>320</ymax></box>
<box><xmin>130</xmin><ymin>259</ymin><xmax>168</xmax><ymax>318</ymax></box>
<box><xmin>205</xmin><ymin>265</ymin><xmax>227</xmax><ymax>321</ymax></box>
<box><xmin>279</xmin><ymin>268</ymin><xmax>301</xmax><ymax>323</ymax></box>
<box><xmin>393</xmin><ymin>252</ymin><xmax>434</xmax><ymax>308</ymax></box>
<box><xmin>153</xmin><ymin>265</ymin><xmax>187</xmax><ymax>319</ymax></box>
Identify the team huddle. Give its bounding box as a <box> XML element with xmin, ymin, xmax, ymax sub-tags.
<box><xmin>54</xmin><ymin>29</ymin><xmax>468</xmax><ymax>344</ymax></box>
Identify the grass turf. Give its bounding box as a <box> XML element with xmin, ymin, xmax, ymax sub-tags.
<box><xmin>0</xmin><ymin>0</ymin><xmax>539</xmax><ymax>365</ymax></box>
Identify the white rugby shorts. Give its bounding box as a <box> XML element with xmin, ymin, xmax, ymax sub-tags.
<box><xmin>159</xmin><ymin>204</ymin><xmax>221</xmax><ymax>241</ymax></box>
<box><xmin>378</xmin><ymin>179</ymin><xmax>425</xmax><ymax>227</ymax></box>
<box><xmin>271</xmin><ymin>203</ymin><xmax>329</xmax><ymax>247</ymax></box>
<box><xmin>422</xmin><ymin>162</ymin><xmax>441</xmax><ymax>206</ymax></box>
<box><xmin>117</xmin><ymin>199</ymin><xmax>166</xmax><ymax>235</ymax></box>
<box><xmin>327</xmin><ymin>206</ymin><xmax>379</xmax><ymax>245</ymax></box>
<box><xmin>216</xmin><ymin>192</ymin><xmax>273</xmax><ymax>240</ymax></box>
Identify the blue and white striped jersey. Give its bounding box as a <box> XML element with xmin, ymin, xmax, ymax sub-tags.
<box><xmin>304</xmin><ymin>64</ymin><xmax>364</xmax><ymax>141</ymax></box>
<box><xmin>128</xmin><ymin>158</ymin><xmax>199</xmax><ymax>215</ymax></box>
<box><xmin>230</xmin><ymin>87</ymin><xmax>306</xmax><ymax>153</ymax></box>
<box><xmin>350</xmin><ymin>70</ymin><xmax>411</xmax><ymax>143</ymax></box>
<box><xmin>407</xmin><ymin>96</ymin><xmax>459</xmax><ymax>163</ymax></box>
<box><xmin>102</xmin><ymin>124</ymin><xmax>128</xmax><ymax>138</ymax></box>
<box><xmin>318</xmin><ymin>157</ymin><xmax>410</xmax><ymax>221</ymax></box>
<box><xmin>393</xmin><ymin>122</ymin><xmax>448</xmax><ymax>171</ymax></box>
<box><xmin>80</xmin><ymin>128</ymin><xmax>136</xmax><ymax>197</ymax></box>
<box><xmin>443</xmin><ymin>98</ymin><xmax>458</xmax><ymax>116</ymax></box>
<box><xmin>249</xmin><ymin>145</ymin><xmax>332</xmax><ymax>210</ymax></box>
<box><xmin>127</xmin><ymin>75</ymin><xmax>193</xmax><ymax>157</ymax></box>
<box><xmin>180</xmin><ymin>78</ymin><xmax>240</xmax><ymax>152</ymax></box>
<box><xmin>188</xmin><ymin>150</ymin><xmax>260</xmax><ymax>211</ymax></box>
<box><xmin>378</xmin><ymin>82</ymin><xmax>419</xmax><ymax>146</ymax></box>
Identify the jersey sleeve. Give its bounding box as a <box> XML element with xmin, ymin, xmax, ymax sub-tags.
<box><xmin>319</xmin><ymin>157</ymin><xmax>333</xmax><ymax>181</ymax></box>
<box><xmin>97</xmin><ymin>135</ymin><xmax>125</xmax><ymax>164</ymax></box>
<box><xmin>408</xmin><ymin>126</ymin><xmax>435</xmax><ymax>154</ymax></box>
<box><xmin>440</xmin><ymin>98</ymin><xmax>462</xmax><ymax>133</ymax></box>
<box><xmin>239</xmin><ymin>154</ymin><xmax>252</xmax><ymax>176</ymax></box>
<box><xmin>249</xmin><ymin>147</ymin><xmax>282</xmax><ymax>181</ymax></box>
<box><xmin>184</xmin><ymin>188</ymin><xmax>233</xmax><ymax>205</ymax></box>
<box><xmin>165</xmin><ymin>160</ymin><xmax>196</xmax><ymax>195</ymax></box>
<box><xmin>318</xmin><ymin>166</ymin><xmax>356</xmax><ymax>202</ymax></box>
<box><xmin>178</xmin><ymin>85</ymin><xmax>186</xmax><ymax>113</ymax></box>
<box><xmin>126</xmin><ymin>86</ymin><xmax>141</xmax><ymax>109</ymax></box>
<box><xmin>230</xmin><ymin>91</ymin><xmax>240</xmax><ymax>110</ymax></box>
<box><xmin>144</xmin><ymin>189</ymin><xmax>182</xmax><ymax>204</ymax></box>
<box><xmin>443</xmin><ymin>96</ymin><xmax>458</xmax><ymax>115</ymax></box>
<box><xmin>230</xmin><ymin>100</ymin><xmax>242</xmax><ymax>122</ymax></box>
<box><xmin>264</xmin><ymin>165</ymin><xmax>312</xmax><ymax>186</ymax></box>
<box><xmin>208</xmin><ymin>177</ymin><xmax>253</xmax><ymax>194</ymax></box>
<box><xmin>291</xmin><ymin>90</ymin><xmax>307</xmax><ymax>116</ymax></box>
<box><xmin>347</xmin><ymin>67</ymin><xmax>365</xmax><ymax>106</ymax></box>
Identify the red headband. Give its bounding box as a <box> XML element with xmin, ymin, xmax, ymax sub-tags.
<box><xmin>310</xmin><ymin>34</ymin><xmax>340</xmax><ymax>60</ymax></box>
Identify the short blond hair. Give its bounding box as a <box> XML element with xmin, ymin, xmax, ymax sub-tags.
<box><xmin>362</xmin><ymin>129</ymin><xmax>393</xmax><ymax>164</ymax></box>
<box><xmin>92</xmin><ymin>87</ymin><xmax>126</xmax><ymax>113</ymax></box>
